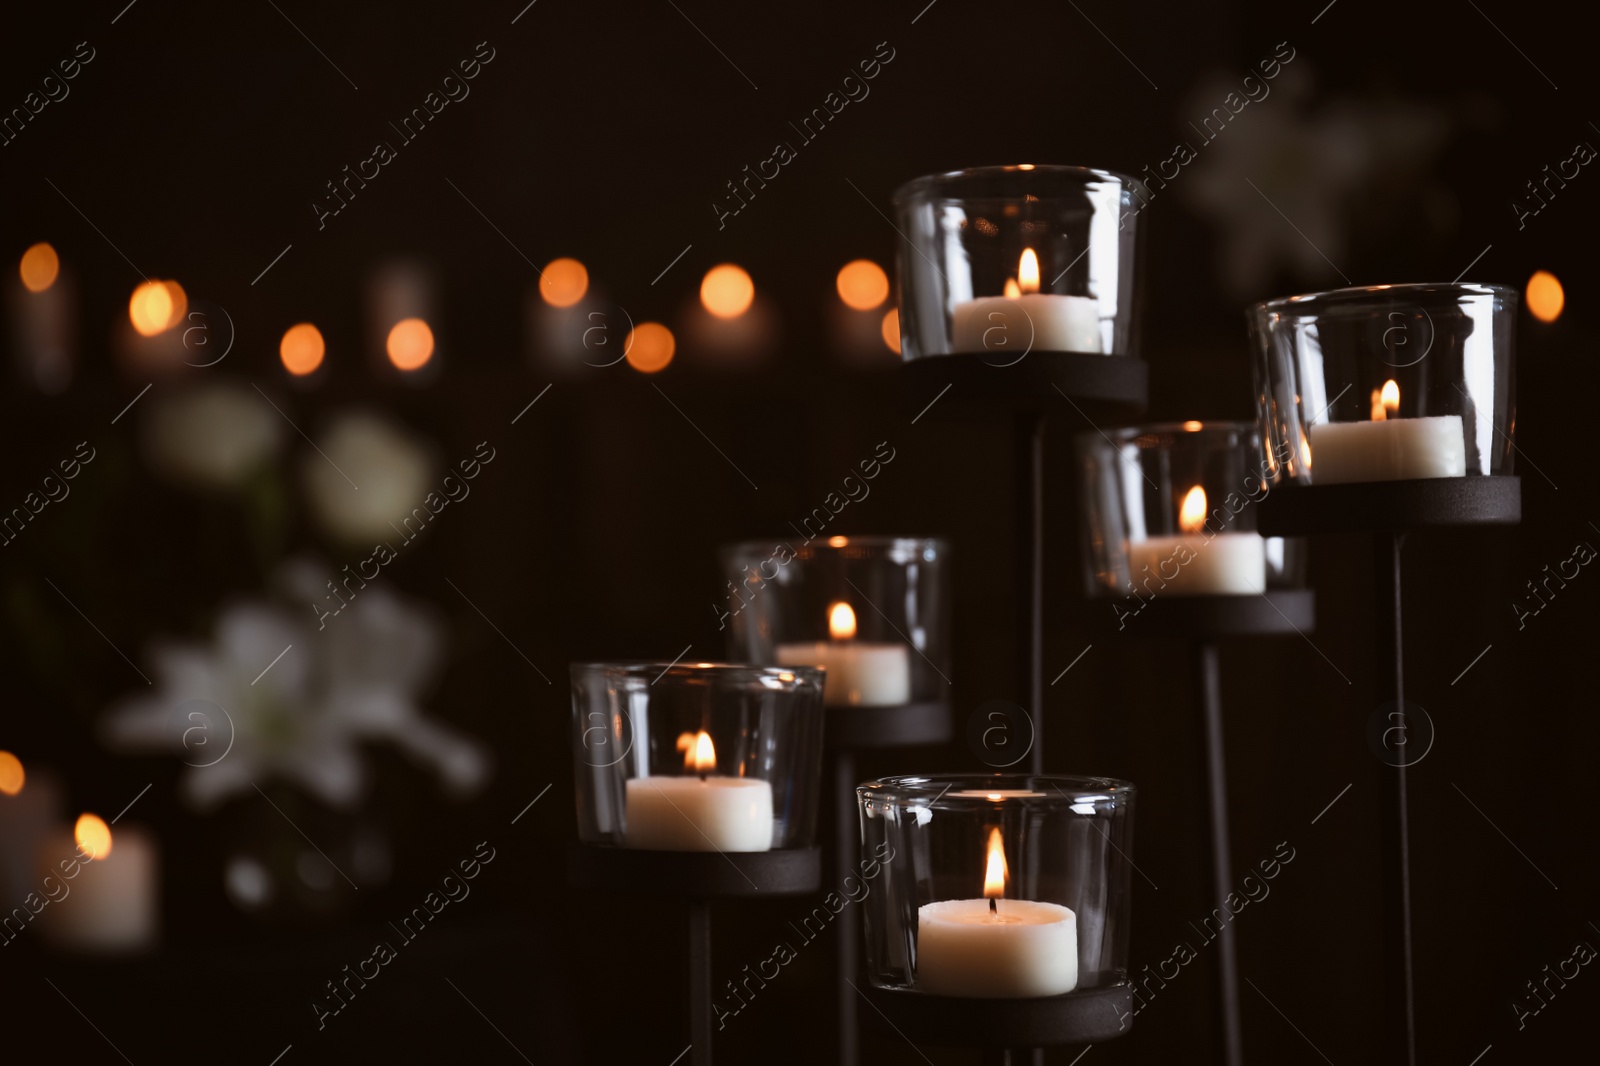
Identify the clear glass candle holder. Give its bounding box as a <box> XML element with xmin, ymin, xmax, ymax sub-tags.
<box><xmin>1077</xmin><ymin>422</ymin><xmax>1303</xmax><ymax>599</ymax></box>
<box><xmin>857</xmin><ymin>774</ymin><xmax>1135</xmax><ymax>997</ymax></box>
<box><xmin>719</xmin><ymin>536</ymin><xmax>950</xmax><ymax>708</ymax></box>
<box><xmin>1248</xmin><ymin>282</ymin><xmax>1517</xmax><ymax>485</ymax></box>
<box><xmin>892</xmin><ymin>165</ymin><xmax>1144</xmax><ymax>361</ymax></box>
<box><xmin>569</xmin><ymin>662</ymin><xmax>826</xmax><ymax>851</ymax></box>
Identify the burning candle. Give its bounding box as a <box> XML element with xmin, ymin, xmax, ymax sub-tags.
<box><xmin>624</xmin><ymin>731</ymin><xmax>773</xmax><ymax>852</ymax></box>
<box><xmin>950</xmin><ymin>248</ymin><xmax>1101</xmax><ymax>355</ymax></box>
<box><xmin>775</xmin><ymin>601</ymin><xmax>912</xmax><ymax>707</ymax></box>
<box><xmin>1124</xmin><ymin>485</ymin><xmax>1267</xmax><ymax>595</ymax></box>
<box><xmin>35</xmin><ymin>813</ymin><xmax>158</xmax><ymax>953</ymax></box>
<box><xmin>916</xmin><ymin>828</ymin><xmax>1078</xmax><ymax>997</ymax></box>
<box><xmin>1306</xmin><ymin>380</ymin><xmax>1466</xmax><ymax>483</ymax></box>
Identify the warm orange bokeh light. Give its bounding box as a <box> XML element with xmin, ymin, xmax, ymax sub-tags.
<box><xmin>540</xmin><ymin>258</ymin><xmax>589</xmax><ymax>308</ymax></box>
<box><xmin>75</xmin><ymin>813</ymin><xmax>112</xmax><ymax>860</ymax></box>
<box><xmin>1182</xmin><ymin>420</ymin><xmax>1203</xmax><ymax>431</ymax></box>
<box><xmin>1527</xmin><ymin>270</ymin><xmax>1564</xmax><ymax>323</ymax></box>
<box><xmin>280</xmin><ymin>323</ymin><xmax>326</xmax><ymax>376</ymax></box>
<box><xmin>1180</xmin><ymin>485</ymin><xmax>1208</xmax><ymax>534</ymax></box>
<box><xmin>0</xmin><ymin>750</ymin><xmax>22</xmax><ymax>796</ymax></box>
<box><xmin>624</xmin><ymin>322</ymin><xmax>675</xmax><ymax>373</ymax></box>
<box><xmin>828</xmin><ymin>601</ymin><xmax>857</xmax><ymax>641</ymax></box>
<box><xmin>386</xmin><ymin>317</ymin><xmax>435</xmax><ymax>370</ymax></box>
<box><xmin>701</xmin><ymin>264</ymin><xmax>755</xmax><ymax>319</ymax></box>
<box><xmin>836</xmin><ymin>259</ymin><xmax>889</xmax><ymax>311</ymax></box>
<box><xmin>1017</xmin><ymin>248</ymin><xmax>1041</xmax><ymax>295</ymax></box>
<box><xmin>983</xmin><ymin>827</ymin><xmax>1009</xmax><ymax>899</ymax></box>
<box><xmin>20</xmin><ymin>243</ymin><xmax>59</xmax><ymax>293</ymax></box>
<box><xmin>129</xmin><ymin>280</ymin><xmax>186</xmax><ymax>336</ymax></box>
<box><xmin>828</xmin><ymin>535</ymin><xmax>849</xmax><ymax>548</ymax></box>
<box><xmin>881</xmin><ymin>308</ymin><xmax>901</xmax><ymax>353</ymax></box>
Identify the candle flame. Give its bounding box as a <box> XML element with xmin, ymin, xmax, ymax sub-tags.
<box><xmin>75</xmin><ymin>813</ymin><xmax>112</xmax><ymax>860</ymax></box>
<box><xmin>0</xmin><ymin>750</ymin><xmax>22</xmax><ymax>796</ymax></box>
<box><xmin>677</xmin><ymin>730</ymin><xmax>717</xmax><ymax>773</ymax></box>
<box><xmin>1003</xmin><ymin>278</ymin><xmax>1021</xmax><ymax>299</ymax></box>
<box><xmin>1378</xmin><ymin>380</ymin><xmax>1400</xmax><ymax>421</ymax></box>
<box><xmin>983</xmin><ymin>827</ymin><xmax>1008</xmax><ymax>900</ymax></box>
<box><xmin>828</xmin><ymin>601</ymin><xmax>857</xmax><ymax>641</ymax></box>
<box><xmin>1179</xmin><ymin>485</ymin><xmax>1208</xmax><ymax>534</ymax></box>
<box><xmin>1017</xmin><ymin>248</ymin><xmax>1040</xmax><ymax>295</ymax></box>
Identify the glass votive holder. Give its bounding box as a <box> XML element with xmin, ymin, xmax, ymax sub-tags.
<box><xmin>892</xmin><ymin>165</ymin><xmax>1144</xmax><ymax>361</ymax></box>
<box><xmin>1077</xmin><ymin>421</ymin><xmax>1303</xmax><ymax>600</ymax></box>
<box><xmin>857</xmin><ymin>774</ymin><xmax>1135</xmax><ymax>997</ymax></box>
<box><xmin>569</xmin><ymin>662</ymin><xmax>825</xmax><ymax>851</ymax></box>
<box><xmin>718</xmin><ymin>536</ymin><xmax>950</xmax><ymax>709</ymax></box>
<box><xmin>1248</xmin><ymin>282</ymin><xmax>1517</xmax><ymax>485</ymax></box>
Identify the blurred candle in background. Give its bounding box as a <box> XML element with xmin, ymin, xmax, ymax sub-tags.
<box><xmin>367</xmin><ymin>260</ymin><xmax>439</xmax><ymax>383</ymax></box>
<box><xmin>682</xmin><ymin>263</ymin><xmax>775</xmax><ymax>368</ymax></box>
<box><xmin>830</xmin><ymin>259</ymin><xmax>896</xmax><ymax>365</ymax></box>
<box><xmin>35</xmin><ymin>813</ymin><xmax>159</xmax><ymax>954</ymax></box>
<box><xmin>6</xmin><ymin>243</ymin><xmax>75</xmax><ymax>394</ymax></box>
<box><xmin>0</xmin><ymin>755</ymin><xmax>63</xmax><ymax>909</ymax></box>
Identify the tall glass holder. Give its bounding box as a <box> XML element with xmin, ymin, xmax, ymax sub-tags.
<box><xmin>856</xmin><ymin>774</ymin><xmax>1137</xmax><ymax>1059</ymax></box>
<box><xmin>1075</xmin><ymin>420</ymin><xmax>1314</xmax><ymax>1066</ymax></box>
<box><xmin>892</xmin><ymin>165</ymin><xmax>1149</xmax><ymax>778</ymax></box>
<box><xmin>567</xmin><ymin>662</ymin><xmax>828</xmax><ymax>1066</ymax></box>
<box><xmin>721</xmin><ymin>536</ymin><xmax>952</xmax><ymax>1066</ymax></box>
<box><xmin>1249</xmin><ymin>283</ymin><xmax>1521</xmax><ymax>1066</ymax></box>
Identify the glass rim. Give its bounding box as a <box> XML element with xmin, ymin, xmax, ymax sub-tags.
<box><xmin>892</xmin><ymin>163</ymin><xmax>1140</xmax><ymax>205</ymax></box>
<box><xmin>719</xmin><ymin>534</ymin><xmax>948</xmax><ymax>554</ymax></box>
<box><xmin>1094</xmin><ymin>420</ymin><xmax>1261</xmax><ymax>445</ymax></box>
<box><xmin>858</xmin><ymin>772</ymin><xmax>1135</xmax><ymax>804</ymax></box>
<box><xmin>1251</xmin><ymin>281</ymin><xmax>1517</xmax><ymax>315</ymax></box>
<box><xmin>569</xmin><ymin>661</ymin><xmax>825</xmax><ymax>684</ymax></box>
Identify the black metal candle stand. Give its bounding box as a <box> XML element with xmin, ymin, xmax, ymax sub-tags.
<box><xmin>1085</xmin><ymin>589</ymin><xmax>1315</xmax><ymax>1066</ymax></box>
<box><xmin>827</xmin><ymin>703</ymin><xmax>954</xmax><ymax>1066</ymax></box>
<box><xmin>860</xmin><ymin>984</ymin><xmax>1133</xmax><ymax>1054</ymax></box>
<box><xmin>899</xmin><ymin>352</ymin><xmax>1149</xmax><ymax>779</ymax></box>
<box><xmin>1257</xmin><ymin>475</ymin><xmax>1521</xmax><ymax>1066</ymax></box>
<box><xmin>568</xmin><ymin>846</ymin><xmax>822</xmax><ymax>1066</ymax></box>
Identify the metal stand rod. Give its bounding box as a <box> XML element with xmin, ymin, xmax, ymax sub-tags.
<box><xmin>1016</xmin><ymin>412</ymin><xmax>1046</xmax><ymax>774</ymax></box>
<box><xmin>689</xmin><ymin>898</ymin><xmax>712</xmax><ymax>1066</ymax></box>
<box><xmin>1193</xmin><ymin>639</ymin><xmax>1243</xmax><ymax>1066</ymax></box>
<box><xmin>835</xmin><ymin>749</ymin><xmax>860</xmax><ymax>1066</ymax></box>
<box><xmin>1373</xmin><ymin>533</ymin><xmax>1417</xmax><ymax>1066</ymax></box>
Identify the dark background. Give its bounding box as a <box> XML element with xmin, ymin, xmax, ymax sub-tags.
<box><xmin>1</xmin><ymin>0</ymin><xmax>1595</xmax><ymax>1062</ymax></box>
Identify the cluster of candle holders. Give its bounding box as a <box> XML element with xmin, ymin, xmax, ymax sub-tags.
<box><xmin>563</xmin><ymin>163</ymin><xmax>1520</xmax><ymax>1066</ymax></box>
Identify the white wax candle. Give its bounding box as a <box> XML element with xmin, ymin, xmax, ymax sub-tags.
<box><xmin>1125</xmin><ymin>532</ymin><xmax>1266</xmax><ymax>595</ymax></box>
<box><xmin>35</xmin><ymin>824</ymin><xmax>158</xmax><ymax>953</ymax></box>
<box><xmin>916</xmin><ymin>898</ymin><xmax>1079</xmax><ymax>997</ymax></box>
<box><xmin>624</xmin><ymin>776</ymin><xmax>773</xmax><ymax>852</ymax></box>
<box><xmin>950</xmin><ymin>294</ymin><xmax>1101</xmax><ymax>355</ymax></box>
<box><xmin>1307</xmin><ymin>416</ymin><xmax>1466</xmax><ymax>484</ymax></box>
<box><xmin>774</xmin><ymin>641</ymin><xmax>911</xmax><ymax>707</ymax></box>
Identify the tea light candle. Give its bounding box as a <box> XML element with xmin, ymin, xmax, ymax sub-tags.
<box><xmin>775</xmin><ymin>601</ymin><xmax>911</xmax><ymax>707</ymax></box>
<box><xmin>35</xmin><ymin>814</ymin><xmax>158</xmax><ymax>953</ymax></box>
<box><xmin>916</xmin><ymin>828</ymin><xmax>1078</xmax><ymax>997</ymax></box>
<box><xmin>1307</xmin><ymin>381</ymin><xmax>1465</xmax><ymax>484</ymax></box>
<box><xmin>950</xmin><ymin>248</ymin><xmax>1101</xmax><ymax>355</ymax></box>
<box><xmin>624</xmin><ymin>731</ymin><xmax>773</xmax><ymax>852</ymax></box>
<box><xmin>1125</xmin><ymin>485</ymin><xmax>1266</xmax><ymax>595</ymax></box>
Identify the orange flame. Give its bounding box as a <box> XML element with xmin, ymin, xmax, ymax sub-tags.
<box><xmin>75</xmin><ymin>813</ymin><xmax>112</xmax><ymax>860</ymax></box>
<box><xmin>1179</xmin><ymin>485</ymin><xmax>1208</xmax><ymax>534</ymax></box>
<box><xmin>676</xmin><ymin>730</ymin><xmax>717</xmax><ymax>773</ymax></box>
<box><xmin>1017</xmin><ymin>248</ymin><xmax>1040</xmax><ymax>295</ymax></box>
<box><xmin>828</xmin><ymin>601</ymin><xmax>857</xmax><ymax>641</ymax></box>
<box><xmin>983</xmin><ymin>827</ymin><xmax>1008</xmax><ymax>899</ymax></box>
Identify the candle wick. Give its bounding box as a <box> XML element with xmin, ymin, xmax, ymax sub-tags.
<box><xmin>989</xmin><ymin>897</ymin><xmax>997</xmax><ymax>915</ymax></box>
<box><xmin>698</xmin><ymin>770</ymin><xmax>707</xmax><ymax>783</ymax></box>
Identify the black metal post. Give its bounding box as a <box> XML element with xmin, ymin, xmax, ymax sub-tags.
<box><xmin>1373</xmin><ymin>532</ymin><xmax>1417</xmax><ymax>1066</ymax></box>
<box><xmin>1193</xmin><ymin>639</ymin><xmax>1243</xmax><ymax>1066</ymax></box>
<box><xmin>689</xmin><ymin>898</ymin><xmax>712</xmax><ymax>1066</ymax></box>
<box><xmin>835</xmin><ymin>749</ymin><xmax>860</xmax><ymax>1066</ymax></box>
<box><xmin>1017</xmin><ymin>411</ymin><xmax>1046</xmax><ymax>774</ymax></box>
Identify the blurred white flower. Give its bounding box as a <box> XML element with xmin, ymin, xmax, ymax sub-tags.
<box><xmin>101</xmin><ymin>562</ymin><xmax>490</xmax><ymax>811</ymax></box>
<box><xmin>304</xmin><ymin>412</ymin><xmax>432</xmax><ymax>544</ymax></box>
<box><xmin>142</xmin><ymin>380</ymin><xmax>281</xmax><ymax>489</ymax></box>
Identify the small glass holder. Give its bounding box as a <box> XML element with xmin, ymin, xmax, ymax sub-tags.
<box><xmin>569</xmin><ymin>662</ymin><xmax>825</xmax><ymax>853</ymax></box>
<box><xmin>719</xmin><ymin>536</ymin><xmax>950</xmax><ymax>729</ymax></box>
<box><xmin>1077</xmin><ymin>422</ymin><xmax>1304</xmax><ymax>606</ymax></box>
<box><xmin>1249</xmin><ymin>282</ymin><xmax>1516</xmax><ymax>487</ymax></box>
<box><xmin>857</xmin><ymin>774</ymin><xmax>1135</xmax><ymax>1003</ymax></box>
<box><xmin>892</xmin><ymin>165</ymin><xmax>1144</xmax><ymax>362</ymax></box>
